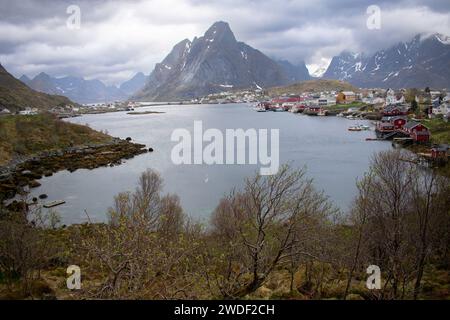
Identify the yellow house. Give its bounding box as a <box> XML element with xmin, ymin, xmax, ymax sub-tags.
<box><xmin>336</xmin><ymin>91</ymin><xmax>356</xmax><ymax>104</ymax></box>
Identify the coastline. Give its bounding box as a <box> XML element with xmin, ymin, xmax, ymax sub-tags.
<box><xmin>0</xmin><ymin>138</ymin><xmax>150</xmax><ymax>202</ymax></box>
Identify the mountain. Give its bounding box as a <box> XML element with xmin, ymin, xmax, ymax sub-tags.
<box><xmin>323</xmin><ymin>33</ymin><xmax>450</xmax><ymax>89</ymax></box>
<box><xmin>119</xmin><ymin>72</ymin><xmax>147</xmax><ymax>96</ymax></box>
<box><xmin>21</xmin><ymin>73</ymin><xmax>128</xmax><ymax>104</ymax></box>
<box><xmin>0</xmin><ymin>64</ymin><xmax>75</xmax><ymax>112</ymax></box>
<box><xmin>134</xmin><ymin>21</ymin><xmax>309</xmax><ymax>101</ymax></box>
<box><xmin>277</xmin><ymin>60</ymin><xmax>311</xmax><ymax>82</ymax></box>
<box><xmin>268</xmin><ymin>79</ymin><xmax>359</xmax><ymax>96</ymax></box>
<box><xmin>19</xmin><ymin>74</ymin><xmax>31</xmax><ymax>83</ymax></box>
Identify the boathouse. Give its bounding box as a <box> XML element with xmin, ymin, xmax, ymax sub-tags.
<box><xmin>381</xmin><ymin>116</ymin><xmax>407</xmax><ymax>129</ymax></box>
<box><xmin>431</xmin><ymin>145</ymin><xmax>449</xmax><ymax>159</ymax></box>
<box><xmin>402</xmin><ymin>122</ymin><xmax>430</xmax><ymax>142</ymax></box>
<box><xmin>376</xmin><ymin>122</ymin><xmax>395</xmax><ymax>133</ymax></box>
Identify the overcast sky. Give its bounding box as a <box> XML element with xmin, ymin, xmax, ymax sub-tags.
<box><xmin>1</xmin><ymin>0</ymin><xmax>450</xmax><ymax>85</ymax></box>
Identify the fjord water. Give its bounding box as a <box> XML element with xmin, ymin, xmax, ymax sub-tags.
<box><xmin>30</xmin><ymin>104</ymin><xmax>392</xmax><ymax>224</ymax></box>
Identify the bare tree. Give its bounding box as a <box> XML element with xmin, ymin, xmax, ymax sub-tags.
<box><xmin>0</xmin><ymin>202</ymin><xmax>61</xmax><ymax>297</ymax></box>
<box><xmin>343</xmin><ymin>173</ymin><xmax>374</xmax><ymax>299</ymax></box>
<box><xmin>78</xmin><ymin>169</ymin><xmax>204</xmax><ymax>299</ymax></box>
<box><xmin>410</xmin><ymin>170</ymin><xmax>448</xmax><ymax>299</ymax></box>
<box><xmin>209</xmin><ymin>164</ymin><xmax>333</xmax><ymax>298</ymax></box>
<box><xmin>347</xmin><ymin>150</ymin><xmax>449</xmax><ymax>299</ymax></box>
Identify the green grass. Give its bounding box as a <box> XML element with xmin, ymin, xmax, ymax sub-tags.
<box><xmin>325</xmin><ymin>102</ymin><xmax>368</xmax><ymax>113</ymax></box>
<box><xmin>0</xmin><ymin>113</ymin><xmax>111</xmax><ymax>165</ymax></box>
<box><xmin>420</xmin><ymin>118</ymin><xmax>450</xmax><ymax>144</ymax></box>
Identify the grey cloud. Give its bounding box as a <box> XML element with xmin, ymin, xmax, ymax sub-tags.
<box><xmin>0</xmin><ymin>0</ymin><xmax>449</xmax><ymax>84</ymax></box>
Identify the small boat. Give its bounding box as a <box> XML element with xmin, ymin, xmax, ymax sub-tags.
<box><xmin>348</xmin><ymin>126</ymin><xmax>362</xmax><ymax>132</ymax></box>
<box><xmin>43</xmin><ymin>200</ymin><xmax>66</xmax><ymax>208</ymax></box>
<box><xmin>253</xmin><ymin>107</ymin><xmax>266</xmax><ymax>112</ymax></box>
<box><xmin>359</xmin><ymin>125</ymin><xmax>370</xmax><ymax>130</ymax></box>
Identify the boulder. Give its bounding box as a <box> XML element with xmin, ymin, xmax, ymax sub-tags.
<box><xmin>29</xmin><ymin>180</ymin><xmax>41</xmax><ymax>188</ymax></box>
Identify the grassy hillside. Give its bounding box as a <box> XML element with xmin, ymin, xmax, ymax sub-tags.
<box><xmin>268</xmin><ymin>79</ymin><xmax>359</xmax><ymax>96</ymax></box>
<box><xmin>422</xmin><ymin>118</ymin><xmax>450</xmax><ymax>144</ymax></box>
<box><xmin>0</xmin><ymin>113</ymin><xmax>111</xmax><ymax>165</ymax></box>
<box><xmin>0</xmin><ymin>64</ymin><xmax>74</xmax><ymax>112</ymax></box>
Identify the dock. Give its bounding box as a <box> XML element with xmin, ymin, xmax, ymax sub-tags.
<box><xmin>43</xmin><ymin>200</ymin><xmax>66</xmax><ymax>208</ymax></box>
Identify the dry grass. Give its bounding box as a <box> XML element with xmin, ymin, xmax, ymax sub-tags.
<box><xmin>0</xmin><ymin>114</ymin><xmax>111</xmax><ymax>165</ymax></box>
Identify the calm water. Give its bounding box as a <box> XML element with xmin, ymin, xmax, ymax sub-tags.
<box><xmin>29</xmin><ymin>103</ymin><xmax>392</xmax><ymax>224</ymax></box>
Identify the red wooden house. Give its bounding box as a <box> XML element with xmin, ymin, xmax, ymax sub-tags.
<box><xmin>390</xmin><ymin>116</ymin><xmax>407</xmax><ymax>129</ymax></box>
<box><xmin>381</xmin><ymin>116</ymin><xmax>407</xmax><ymax>129</ymax></box>
<box><xmin>431</xmin><ymin>145</ymin><xmax>448</xmax><ymax>159</ymax></box>
<box><xmin>304</xmin><ymin>105</ymin><xmax>321</xmax><ymax>115</ymax></box>
<box><xmin>382</xmin><ymin>105</ymin><xmax>408</xmax><ymax>116</ymax></box>
<box><xmin>403</xmin><ymin>122</ymin><xmax>430</xmax><ymax>142</ymax></box>
<box><xmin>376</xmin><ymin>122</ymin><xmax>395</xmax><ymax>132</ymax></box>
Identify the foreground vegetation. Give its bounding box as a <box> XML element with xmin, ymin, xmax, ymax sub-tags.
<box><xmin>0</xmin><ymin>114</ymin><xmax>111</xmax><ymax>165</ymax></box>
<box><xmin>0</xmin><ymin>150</ymin><xmax>448</xmax><ymax>300</ymax></box>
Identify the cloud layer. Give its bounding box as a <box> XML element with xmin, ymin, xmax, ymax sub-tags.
<box><xmin>1</xmin><ymin>0</ymin><xmax>449</xmax><ymax>84</ymax></box>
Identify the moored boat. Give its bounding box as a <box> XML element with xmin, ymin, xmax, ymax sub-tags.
<box><xmin>348</xmin><ymin>126</ymin><xmax>362</xmax><ymax>132</ymax></box>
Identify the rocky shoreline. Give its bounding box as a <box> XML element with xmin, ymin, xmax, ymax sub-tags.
<box><xmin>0</xmin><ymin>138</ymin><xmax>150</xmax><ymax>201</ymax></box>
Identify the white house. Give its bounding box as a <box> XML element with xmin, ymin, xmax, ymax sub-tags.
<box><xmin>386</xmin><ymin>88</ymin><xmax>405</xmax><ymax>105</ymax></box>
<box><xmin>317</xmin><ymin>95</ymin><xmax>336</xmax><ymax>106</ymax></box>
<box><xmin>0</xmin><ymin>107</ymin><xmax>11</xmax><ymax>115</ymax></box>
<box><xmin>432</xmin><ymin>103</ymin><xmax>449</xmax><ymax>116</ymax></box>
<box><xmin>18</xmin><ymin>107</ymin><xmax>38</xmax><ymax>115</ymax></box>
<box><xmin>430</xmin><ymin>91</ymin><xmax>441</xmax><ymax>99</ymax></box>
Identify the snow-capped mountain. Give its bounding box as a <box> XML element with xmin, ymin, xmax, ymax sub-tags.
<box><xmin>133</xmin><ymin>21</ymin><xmax>310</xmax><ymax>101</ymax></box>
<box><xmin>323</xmin><ymin>33</ymin><xmax>450</xmax><ymax>89</ymax></box>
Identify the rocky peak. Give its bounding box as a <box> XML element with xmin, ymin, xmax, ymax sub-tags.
<box><xmin>203</xmin><ymin>21</ymin><xmax>237</xmax><ymax>44</ymax></box>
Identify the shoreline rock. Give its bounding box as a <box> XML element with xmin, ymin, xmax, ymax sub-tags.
<box><xmin>0</xmin><ymin>139</ymin><xmax>150</xmax><ymax>201</ymax></box>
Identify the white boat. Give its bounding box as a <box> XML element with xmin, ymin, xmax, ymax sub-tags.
<box><xmin>253</xmin><ymin>107</ymin><xmax>267</xmax><ymax>112</ymax></box>
<box><xmin>348</xmin><ymin>126</ymin><xmax>362</xmax><ymax>132</ymax></box>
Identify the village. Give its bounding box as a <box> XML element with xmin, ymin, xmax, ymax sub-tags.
<box><xmin>196</xmin><ymin>86</ymin><xmax>450</xmax><ymax>165</ymax></box>
<box><xmin>130</xmin><ymin>86</ymin><xmax>444</xmax><ymax>167</ymax></box>
<box><xmin>1</xmin><ymin>85</ymin><xmax>449</xmax><ymax>165</ymax></box>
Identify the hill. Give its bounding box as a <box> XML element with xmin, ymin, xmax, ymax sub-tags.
<box><xmin>268</xmin><ymin>79</ymin><xmax>359</xmax><ymax>96</ymax></box>
<box><xmin>0</xmin><ymin>64</ymin><xmax>75</xmax><ymax>112</ymax></box>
